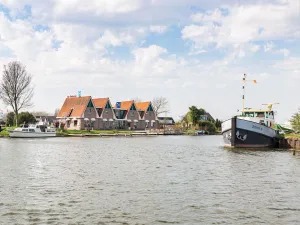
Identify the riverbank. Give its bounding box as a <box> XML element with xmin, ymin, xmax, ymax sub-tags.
<box><xmin>279</xmin><ymin>134</ymin><xmax>300</xmax><ymax>149</ymax></box>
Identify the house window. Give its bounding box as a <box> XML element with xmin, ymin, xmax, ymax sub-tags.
<box><xmin>131</xmin><ymin>111</ymin><xmax>134</xmax><ymax>117</ymax></box>
<box><xmin>88</xmin><ymin>108</ymin><xmax>92</xmax><ymax>114</ymax></box>
<box><xmin>96</xmin><ymin>108</ymin><xmax>102</xmax><ymax>117</ymax></box>
<box><xmin>115</xmin><ymin>110</ymin><xmax>120</xmax><ymax>118</ymax></box>
<box><xmin>149</xmin><ymin>111</ymin><xmax>152</xmax><ymax>116</ymax></box>
<box><xmin>74</xmin><ymin>120</ymin><xmax>78</xmax><ymax>126</ymax></box>
<box><xmin>67</xmin><ymin>121</ymin><xmax>70</xmax><ymax>128</ymax></box>
<box><xmin>105</xmin><ymin>110</ymin><xmax>108</xmax><ymax>115</ymax></box>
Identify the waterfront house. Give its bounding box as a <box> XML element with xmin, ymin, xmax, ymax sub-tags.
<box><xmin>135</xmin><ymin>101</ymin><xmax>158</xmax><ymax>129</ymax></box>
<box><xmin>200</xmin><ymin>112</ymin><xmax>215</xmax><ymax>122</ymax></box>
<box><xmin>93</xmin><ymin>98</ymin><xmax>115</xmax><ymax>130</ymax></box>
<box><xmin>158</xmin><ymin>117</ymin><xmax>175</xmax><ymax>128</ymax></box>
<box><xmin>57</xmin><ymin>96</ymin><xmax>98</xmax><ymax>130</ymax></box>
<box><xmin>57</xmin><ymin>95</ymin><xmax>160</xmax><ymax>131</ymax></box>
<box><xmin>113</xmin><ymin>100</ymin><xmax>144</xmax><ymax>130</ymax></box>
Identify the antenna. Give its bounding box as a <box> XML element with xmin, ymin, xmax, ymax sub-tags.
<box><xmin>262</xmin><ymin>103</ymin><xmax>279</xmax><ymax>110</ymax></box>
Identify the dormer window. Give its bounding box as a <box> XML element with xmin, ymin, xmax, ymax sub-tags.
<box><xmin>130</xmin><ymin>104</ymin><xmax>136</xmax><ymax>110</ymax></box>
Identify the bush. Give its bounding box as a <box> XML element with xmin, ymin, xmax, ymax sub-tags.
<box><xmin>198</xmin><ymin>121</ymin><xmax>217</xmax><ymax>133</ymax></box>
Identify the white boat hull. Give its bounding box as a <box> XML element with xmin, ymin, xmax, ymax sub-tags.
<box><xmin>9</xmin><ymin>130</ymin><xmax>56</xmax><ymax>138</ymax></box>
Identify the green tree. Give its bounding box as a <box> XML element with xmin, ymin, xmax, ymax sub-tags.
<box><xmin>290</xmin><ymin>108</ymin><xmax>300</xmax><ymax>132</ymax></box>
<box><xmin>189</xmin><ymin>106</ymin><xmax>201</xmax><ymax>126</ymax></box>
<box><xmin>215</xmin><ymin>119</ymin><xmax>222</xmax><ymax>129</ymax></box>
<box><xmin>198</xmin><ymin>108</ymin><xmax>206</xmax><ymax>116</ymax></box>
<box><xmin>6</xmin><ymin>112</ymin><xmax>15</xmax><ymax>126</ymax></box>
<box><xmin>188</xmin><ymin>106</ymin><xmax>207</xmax><ymax>126</ymax></box>
<box><xmin>18</xmin><ymin>112</ymin><xmax>36</xmax><ymax>125</ymax></box>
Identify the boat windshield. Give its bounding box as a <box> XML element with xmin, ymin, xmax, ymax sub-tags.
<box><xmin>243</xmin><ymin>112</ymin><xmax>265</xmax><ymax>118</ymax></box>
<box><xmin>241</xmin><ymin>111</ymin><xmax>274</xmax><ymax>119</ymax></box>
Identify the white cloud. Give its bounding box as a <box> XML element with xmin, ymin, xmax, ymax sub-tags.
<box><xmin>250</xmin><ymin>44</ymin><xmax>260</xmax><ymax>52</ymax></box>
<box><xmin>264</xmin><ymin>42</ymin><xmax>275</xmax><ymax>52</ymax></box>
<box><xmin>53</xmin><ymin>0</ymin><xmax>144</xmax><ymax>16</ymax></box>
<box><xmin>131</xmin><ymin>45</ymin><xmax>179</xmax><ymax>76</ymax></box>
<box><xmin>188</xmin><ymin>49</ymin><xmax>207</xmax><ymax>55</ymax></box>
<box><xmin>277</xmin><ymin>48</ymin><xmax>290</xmax><ymax>57</ymax></box>
<box><xmin>273</xmin><ymin>57</ymin><xmax>300</xmax><ymax>71</ymax></box>
<box><xmin>150</xmin><ymin>25</ymin><xmax>168</xmax><ymax>34</ymax></box>
<box><xmin>191</xmin><ymin>8</ymin><xmax>223</xmax><ymax>24</ymax></box>
<box><xmin>0</xmin><ymin>0</ymin><xmax>299</xmax><ymax>123</ymax></box>
<box><xmin>94</xmin><ymin>30</ymin><xmax>135</xmax><ymax>51</ymax></box>
<box><xmin>182</xmin><ymin>1</ymin><xmax>300</xmax><ymax>53</ymax></box>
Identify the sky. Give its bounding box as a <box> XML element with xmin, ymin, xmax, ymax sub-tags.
<box><xmin>0</xmin><ymin>0</ymin><xmax>299</xmax><ymax>123</ymax></box>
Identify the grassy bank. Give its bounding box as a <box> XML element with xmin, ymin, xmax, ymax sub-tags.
<box><xmin>1</xmin><ymin>127</ymin><xmax>134</xmax><ymax>137</ymax></box>
<box><xmin>284</xmin><ymin>134</ymin><xmax>300</xmax><ymax>139</ymax></box>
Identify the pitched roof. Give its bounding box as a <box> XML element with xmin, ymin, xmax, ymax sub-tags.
<box><xmin>135</xmin><ymin>102</ymin><xmax>150</xmax><ymax>111</ymax></box>
<box><xmin>93</xmin><ymin>98</ymin><xmax>109</xmax><ymax>108</ymax></box>
<box><xmin>57</xmin><ymin>96</ymin><xmax>91</xmax><ymax>118</ymax></box>
<box><xmin>204</xmin><ymin>112</ymin><xmax>215</xmax><ymax>122</ymax></box>
<box><xmin>114</xmin><ymin>100</ymin><xmax>134</xmax><ymax>110</ymax></box>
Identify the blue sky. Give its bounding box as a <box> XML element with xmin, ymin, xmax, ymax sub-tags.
<box><xmin>0</xmin><ymin>0</ymin><xmax>299</xmax><ymax>123</ymax></box>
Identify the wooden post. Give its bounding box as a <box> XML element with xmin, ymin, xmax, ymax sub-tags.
<box><xmin>231</xmin><ymin>116</ymin><xmax>237</xmax><ymax>147</ymax></box>
<box><xmin>293</xmin><ymin>140</ymin><xmax>297</xmax><ymax>155</ymax></box>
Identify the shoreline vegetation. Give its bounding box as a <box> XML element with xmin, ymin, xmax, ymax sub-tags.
<box><xmin>1</xmin><ymin>126</ymin><xmax>300</xmax><ymax>139</ymax></box>
<box><xmin>0</xmin><ymin>127</ymin><xmax>221</xmax><ymax>137</ymax></box>
<box><xmin>2</xmin><ymin>126</ymin><xmax>300</xmax><ymax>150</ymax></box>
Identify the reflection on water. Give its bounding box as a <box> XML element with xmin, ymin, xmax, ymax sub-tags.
<box><xmin>1</xmin><ymin>136</ymin><xmax>300</xmax><ymax>224</ymax></box>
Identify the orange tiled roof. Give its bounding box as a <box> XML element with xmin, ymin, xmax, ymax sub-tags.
<box><xmin>57</xmin><ymin>96</ymin><xmax>91</xmax><ymax>118</ymax></box>
<box><xmin>114</xmin><ymin>100</ymin><xmax>134</xmax><ymax>110</ymax></box>
<box><xmin>93</xmin><ymin>98</ymin><xmax>108</xmax><ymax>108</ymax></box>
<box><xmin>135</xmin><ymin>102</ymin><xmax>150</xmax><ymax>111</ymax></box>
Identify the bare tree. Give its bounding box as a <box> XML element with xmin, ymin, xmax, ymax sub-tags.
<box><xmin>0</xmin><ymin>61</ymin><xmax>34</xmax><ymax>125</ymax></box>
<box><xmin>54</xmin><ymin>108</ymin><xmax>60</xmax><ymax>117</ymax></box>
<box><xmin>152</xmin><ymin>96</ymin><xmax>169</xmax><ymax>116</ymax></box>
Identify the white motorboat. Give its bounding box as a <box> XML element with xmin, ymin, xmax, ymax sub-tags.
<box><xmin>8</xmin><ymin>123</ymin><xmax>57</xmax><ymax>138</ymax></box>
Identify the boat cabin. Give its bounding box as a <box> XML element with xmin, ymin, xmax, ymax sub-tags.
<box><xmin>240</xmin><ymin>109</ymin><xmax>275</xmax><ymax>128</ymax></box>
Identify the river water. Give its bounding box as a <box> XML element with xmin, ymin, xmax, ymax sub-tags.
<box><xmin>1</xmin><ymin>136</ymin><xmax>300</xmax><ymax>224</ymax></box>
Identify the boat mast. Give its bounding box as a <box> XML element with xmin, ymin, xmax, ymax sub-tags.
<box><xmin>242</xmin><ymin>73</ymin><xmax>246</xmax><ymax>115</ymax></box>
<box><xmin>242</xmin><ymin>73</ymin><xmax>257</xmax><ymax>115</ymax></box>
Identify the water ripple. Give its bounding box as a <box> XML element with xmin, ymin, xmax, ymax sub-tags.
<box><xmin>0</xmin><ymin>136</ymin><xmax>300</xmax><ymax>224</ymax></box>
